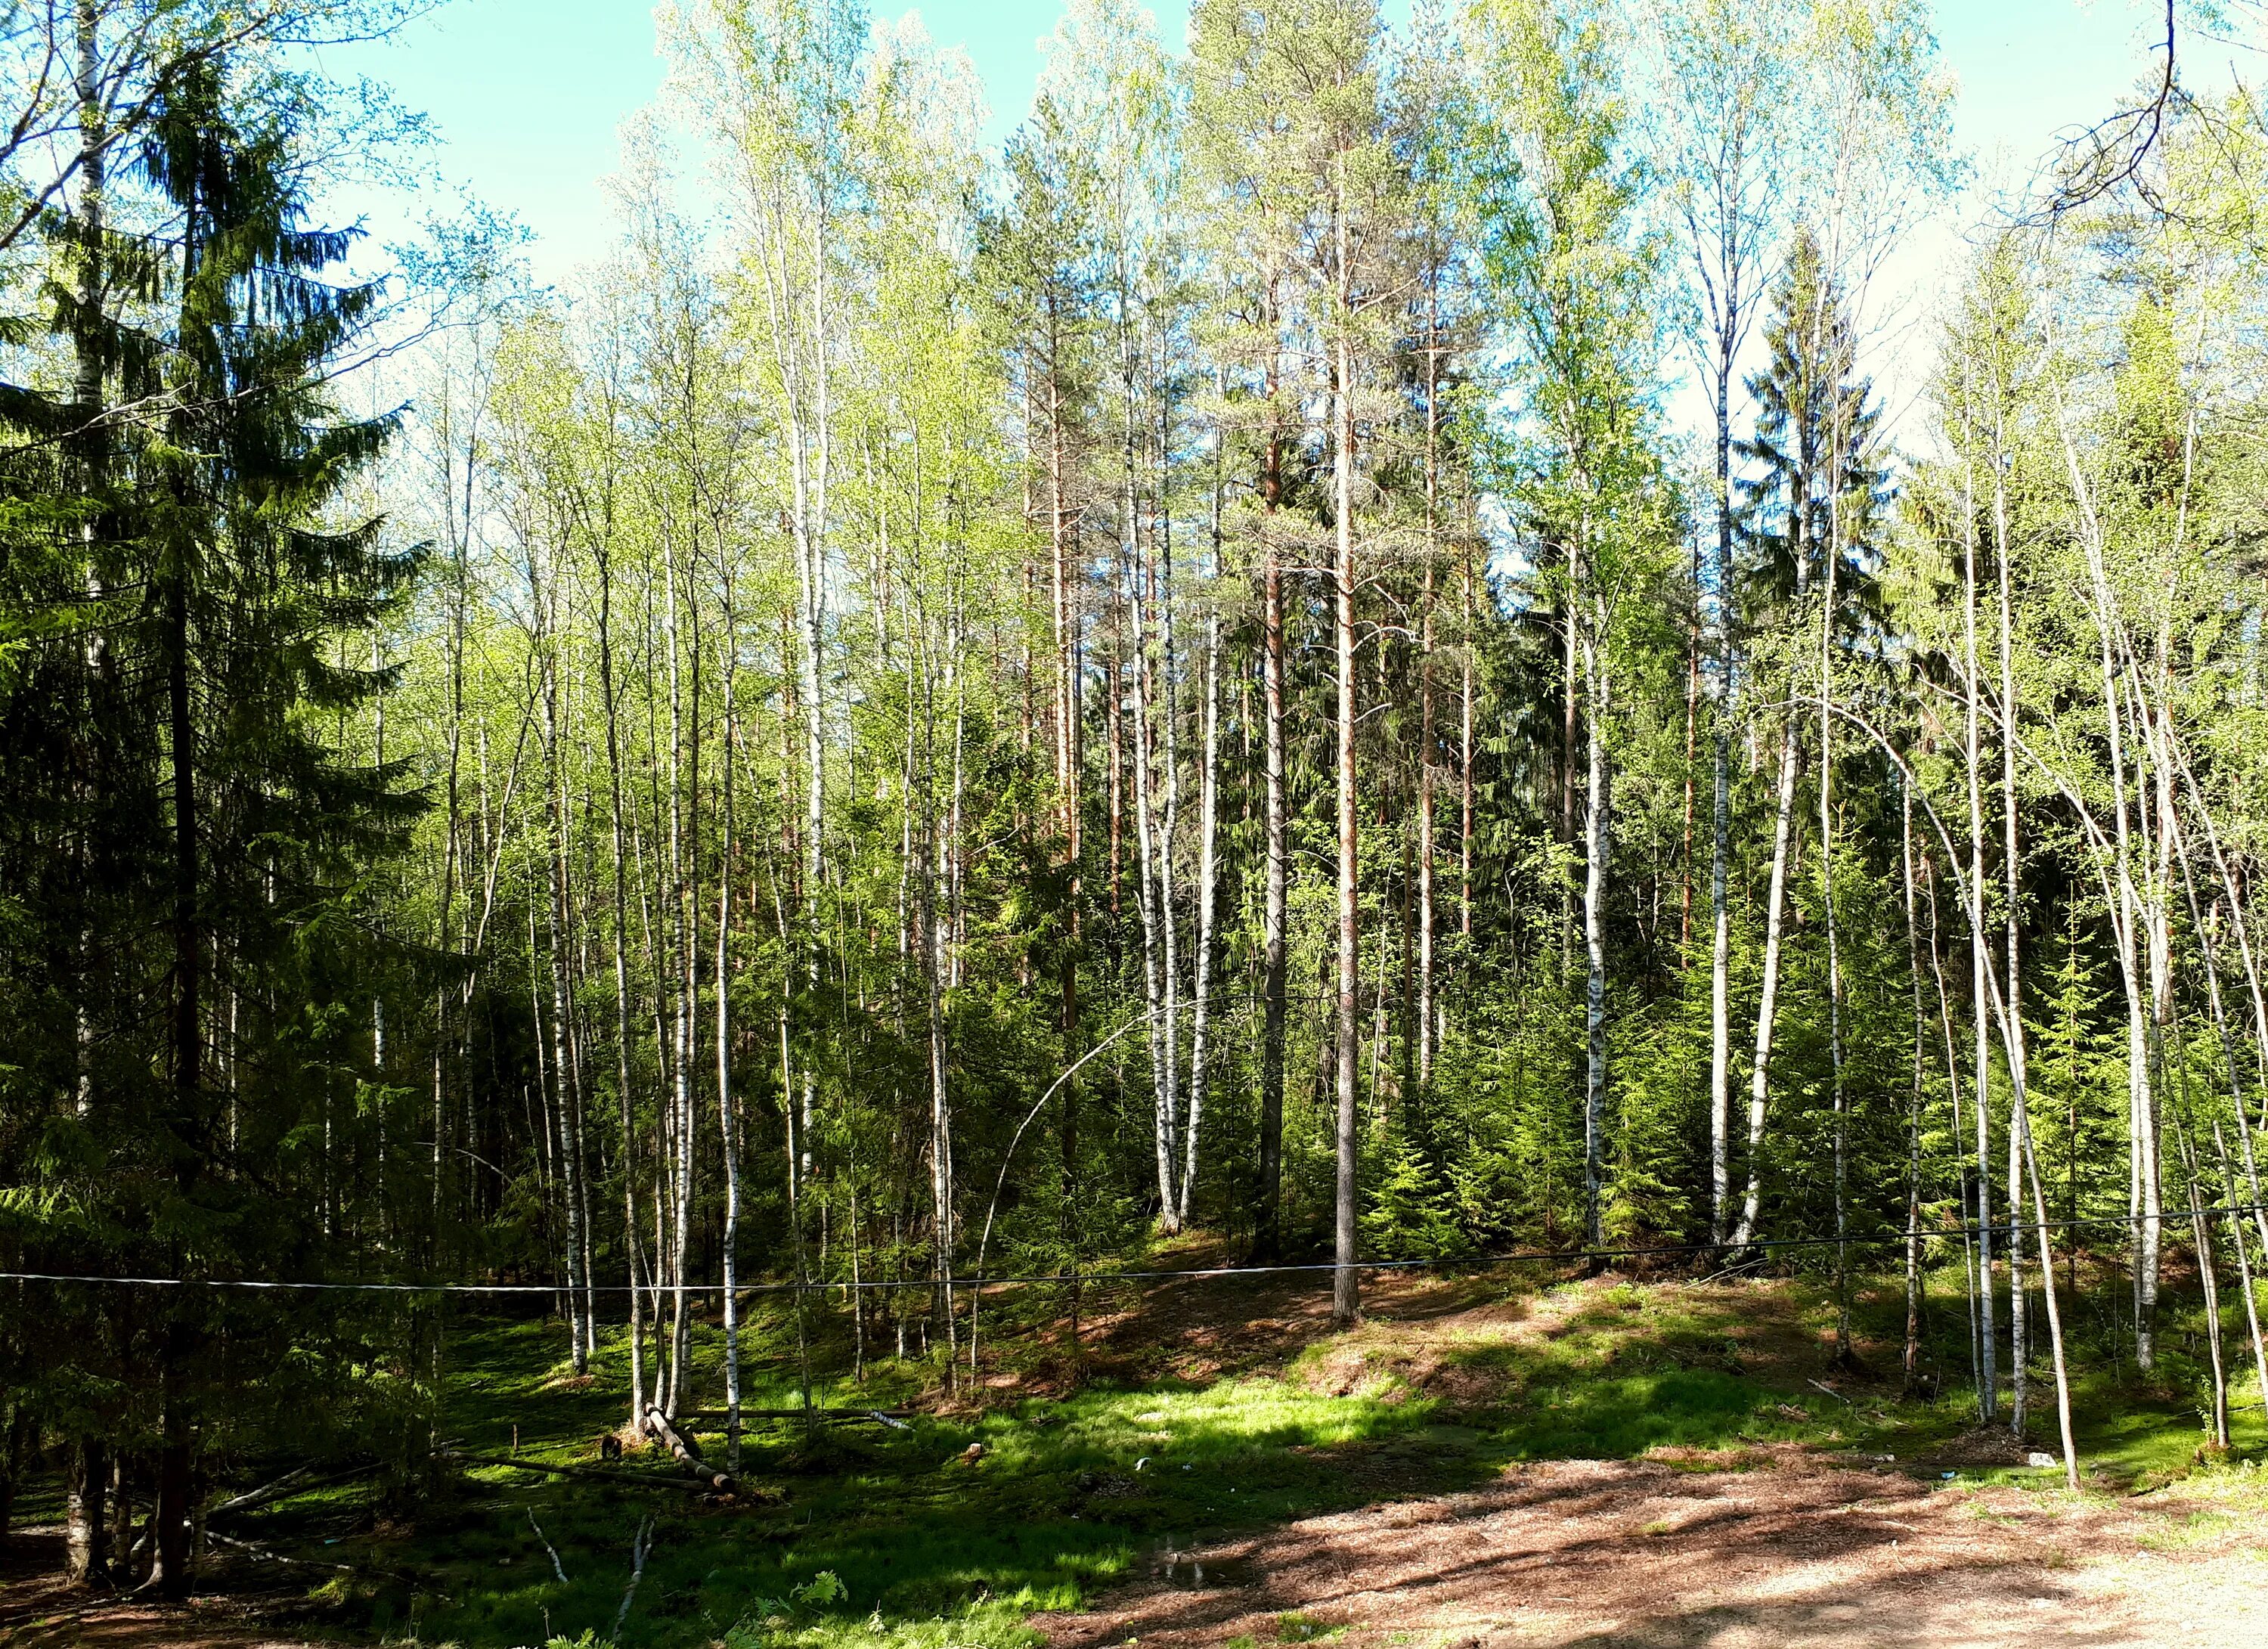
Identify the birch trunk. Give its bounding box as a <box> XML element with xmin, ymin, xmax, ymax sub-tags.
<box><xmin>661</xmin><ymin>522</ymin><xmax>698</xmax><ymax>1418</ymax></box>
<box><xmin>1128</xmin><ymin>504</ymin><xmax>1176</xmax><ymax>1226</ymax></box>
<box><xmin>2211</xmin><ymin>1121</ymin><xmax>2268</xmax><ymax>1434</ymax></box>
<box><xmin>1901</xmin><ymin>779</ymin><xmax>1927</xmax><ymax>1390</ymax></box>
<box><xmin>1993</xmin><ymin>416</ymin><xmax>2029</xmax><ymax>1433</ymax></box>
<box><xmin>717</xmin><ymin>602</ymin><xmax>742</xmax><ymax>1474</ymax></box>
<box><xmin>2179</xmin><ymin>1119</ymin><xmax>2231</xmax><ymax>1449</ymax></box>
<box><xmin>594</xmin><ymin>533</ymin><xmax>645</xmax><ymax>1428</ymax></box>
<box><xmin>1706</xmin><ymin>339</ymin><xmax>1737</xmax><ymax>1244</ymax></box>
<box><xmin>2054</xmin><ymin>382</ymin><xmax>2156</xmax><ymax>1368</ymax></box>
<box><xmin>1181</xmin><ymin>608</ymin><xmax>1222</xmax><ymax>1226</ymax></box>
<box><xmin>1957</xmin><ymin>400</ymin><xmax>1999</xmax><ymax>1418</ymax></box>
<box><xmin>1730</xmin><ymin>714</ymin><xmax>1796</xmax><ymax>1252</ymax></box>
<box><xmin>1581</xmin><ymin>582</ymin><xmax>1610</xmax><ymax>1251</ymax></box>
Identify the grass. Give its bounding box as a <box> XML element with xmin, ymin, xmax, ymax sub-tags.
<box><xmin>172</xmin><ymin>1255</ymin><xmax>2268</xmax><ymax>1648</ymax></box>
<box><xmin>274</xmin><ymin>1317</ymin><xmax>1455</xmax><ymax>1647</ymax></box>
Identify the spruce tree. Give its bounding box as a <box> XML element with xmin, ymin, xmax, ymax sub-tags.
<box><xmin>134</xmin><ymin>57</ymin><xmax>420</xmax><ymax>1594</ymax></box>
<box><xmin>1736</xmin><ymin>225</ymin><xmax>1885</xmax><ymax>628</ymax></box>
<box><xmin>0</xmin><ymin>50</ymin><xmax>420</xmax><ymax>1595</ymax></box>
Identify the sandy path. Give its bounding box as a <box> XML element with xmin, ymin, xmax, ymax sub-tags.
<box><xmin>1035</xmin><ymin>1458</ymin><xmax>2268</xmax><ymax>1649</ymax></box>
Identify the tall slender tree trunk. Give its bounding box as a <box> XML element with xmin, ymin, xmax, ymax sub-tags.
<box><xmin>660</xmin><ymin>528</ymin><xmax>697</xmax><ymax>1418</ymax></box>
<box><xmin>1181</xmin><ymin>612</ymin><xmax>1222</xmax><ymax>1221</ymax></box>
<box><xmin>1559</xmin><ymin>571</ymin><xmax>1577</xmax><ymax>975</ymax></box>
<box><xmin>1820</xmin><ymin>536</ymin><xmax>1849</xmax><ymax>1363</ymax></box>
<box><xmin>1960</xmin><ymin>426</ymin><xmax>1999</xmax><ymax>1421</ymax></box>
<box><xmin>1731</xmin><ymin>331</ymin><xmax>1819</xmax><ymax>1257</ymax></box>
<box><xmin>1048</xmin><ymin>327</ymin><xmax>1084</xmax><ymax>1305</ymax></box>
<box><xmin>1580</xmin><ymin>580</ymin><xmax>1610</xmax><ymax>1251</ymax></box>
<box><xmin>1331</xmin><ymin>184</ymin><xmax>1361</xmax><ymax>1329</ymax></box>
<box><xmin>1461</xmin><ymin>536</ymin><xmax>1476</xmax><ymax>942</ymax></box>
<box><xmin>1257</xmin><ymin>369</ymin><xmax>1289</xmax><ymax>1260</ymax></box>
<box><xmin>1730</xmin><ymin>714</ymin><xmax>1796</xmax><ymax>1251</ymax></box>
<box><xmin>795</xmin><ymin>219</ymin><xmax>832</xmax><ymax>1206</ymax></box>
<box><xmin>538</xmin><ymin>621</ymin><xmax>591</xmax><ymax>1372</ymax></box>
<box><xmin>2143</xmin><ymin>727</ymin><xmax>2177</xmax><ymax>1378</ymax></box>
<box><xmin>1157</xmin><ymin>347</ymin><xmax>1185</xmax><ymax>1201</ymax></box>
<box><xmin>919</xmin><ymin>650</ymin><xmax>956</xmax><ymax>1377</ymax></box>
<box><xmin>717</xmin><ymin>602</ymin><xmax>742</xmax><ymax>1474</ymax></box>
<box><xmin>2057</xmin><ymin>390</ymin><xmax>2155</xmax><ymax>1368</ymax></box>
<box><xmin>67</xmin><ymin>12</ymin><xmax>114</xmax><ymax>1554</ymax></box>
<box><xmin>1678</xmin><ymin>563</ymin><xmax>1699</xmax><ymax>953</ymax></box>
<box><xmin>2178</xmin><ymin>1117</ymin><xmax>2230</xmax><ymax>1449</ymax></box>
<box><xmin>547</xmin><ymin>901</ymin><xmax>589</xmax><ymax>1370</ymax></box>
<box><xmin>1418</xmin><ymin>296</ymin><xmax>1441</xmax><ymax>1090</ymax></box>
<box><xmin>1901</xmin><ymin>779</ymin><xmax>1927</xmax><ymax>1390</ymax></box>
<box><xmin>1707</xmin><ymin>339</ymin><xmax>1737</xmax><ymax>1244</ymax></box>
<box><xmin>1128</xmin><ymin>489</ymin><xmax>1176</xmax><ymax>1227</ymax></box>
<box><xmin>157</xmin><ymin>297</ymin><xmax>201</xmax><ymax>1595</ymax></box>
<box><xmin>71</xmin><ymin>0</ymin><xmax>107</xmax><ymax>1133</ymax></box>
<box><xmin>1993</xmin><ymin>401</ymin><xmax>2030</xmax><ymax>1434</ymax></box>
<box><xmin>2020</xmin><ymin>1098</ymin><xmax>2081</xmax><ymax>1486</ymax></box>
<box><xmin>595</xmin><ymin>538</ymin><xmax>645</xmax><ymax>1429</ymax></box>
<box><xmin>1924</xmin><ymin>854</ymin><xmax>1986</xmax><ymax>1399</ymax></box>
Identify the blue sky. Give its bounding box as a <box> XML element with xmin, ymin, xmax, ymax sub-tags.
<box><xmin>306</xmin><ymin>0</ymin><xmax>2192</xmax><ymax>448</ymax></box>
<box><xmin>318</xmin><ymin>0</ymin><xmax>2179</xmax><ymax>290</ymax></box>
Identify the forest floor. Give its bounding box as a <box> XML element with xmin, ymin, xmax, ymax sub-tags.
<box><xmin>1033</xmin><ymin>1450</ymin><xmax>2268</xmax><ymax>1649</ymax></box>
<box><xmin>5</xmin><ymin>1251</ymin><xmax>2267</xmax><ymax>1647</ymax></box>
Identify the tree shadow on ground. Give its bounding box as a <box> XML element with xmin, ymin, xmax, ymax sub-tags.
<box><xmin>1035</xmin><ymin>1456</ymin><xmax>2201</xmax><ymax>1649</ymax></box>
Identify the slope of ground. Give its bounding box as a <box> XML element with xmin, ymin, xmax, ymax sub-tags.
<box><xmin>3</xmin><ymin>1257</ymin><xmax>2262</xmax><ymax>1648</ymax></box>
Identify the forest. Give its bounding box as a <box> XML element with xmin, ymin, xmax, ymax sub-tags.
<box><xmin>6</xmin><ymin>0</ymin><xmax>2268</xmax><ymax>1641</ymax></box>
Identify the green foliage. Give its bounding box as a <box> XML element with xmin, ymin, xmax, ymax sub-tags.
<box><xmin>1362</xmin><ymin>1122</ymin><xmax>1466</xmax><ymax>1261</ymax></box>
<box><xmin>13</xmin><ymin>3</ymin><xmax>2268</xmax><ymax>1614</ymax></box>
<box><xmin>0</xmin><ymin>15</ymin><xmax>432</xmax><ymax>1530</ymax></box>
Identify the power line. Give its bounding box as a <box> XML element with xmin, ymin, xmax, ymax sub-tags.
<box><xmin>3</xmin><ymin>1200</ymin><xmax>2260</xmax><ymax>1296</ymax></box>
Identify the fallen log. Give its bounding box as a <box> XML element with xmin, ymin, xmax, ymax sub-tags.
<box><xmin>435</xmin><ymin>1449</ymin><xmax>717</xmax><ymax>1496</ymax></box>
<box><xmin>643</xmin><ymin>1406</ymin><xmax>736</xmax><ymax>1493</ymax></box>
<box><xmin>207</xmin><ymin>1530</ymin><xmax>453</xmax><ymax>1604</ymax></box>
<box><xmin>612</xmin><ymin>1514</ymin><xmax>655</xmax><ymax>1640</ymax></box>
<box><xmin>679</xmin><ymin>1408</ymin><xmax>912</xmax><ymax>1423</ymax></box>
<box><xmin>209</xmin><ymin>1459</ymin><xmax>382</xmax><ymax>1520</ymax></box>
<box><xmin>643</xmin><ymin>1406</ymin><xmax>705</xmax><ymax>1458</ymax></box>
<box><xmin>208</xmin><ymin>1465</ymin><xmax>314</xmax><ymax>1517</ymax></box>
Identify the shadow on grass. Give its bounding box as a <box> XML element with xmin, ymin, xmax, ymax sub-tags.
<box><xmin>207</xmin><ymin>1261</ymin><xmax>2264</xmax><ymax>1648</ymax></box>
<box><xmin>384</xmin><ymin>1302</ymin><xmax>1891</xmax><ymax>1648</ymax></box>
<box><xmin>314</xmin><ymin>1323</ymin><xmax>1504</xmax><ymax>1648</ymax></box>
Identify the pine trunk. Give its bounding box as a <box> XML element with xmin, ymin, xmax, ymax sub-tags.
<box><xmin>1331</xmin><ymin>202</ymin><xmax>1361</xmax><ymax>1330</ymax></box>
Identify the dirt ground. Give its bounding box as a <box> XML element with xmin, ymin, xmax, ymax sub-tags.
<box><xmin>1034</xmin><ymin>1455</ymin><xmax>2268</xmax><ymax>1649</ymax></box>
<box><xmin>0</xmin><ymin>1529</ymin><xmax>314</xmax><ymax>1648</ymax></box>
<box><xmin>15</xmin><ymin>1463</ymin><xmax>2268</xmax><ymax>1649</ymax></box>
